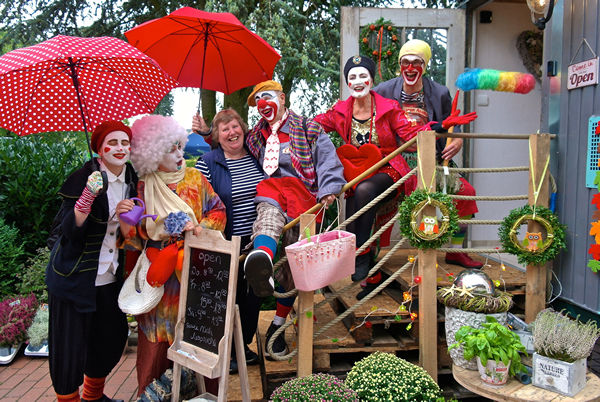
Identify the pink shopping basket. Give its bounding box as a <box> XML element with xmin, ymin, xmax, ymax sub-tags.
<box><xmin>285</xmin><ymin>230</ymin><xmax>356</xmax><ymax>291</ymax></box>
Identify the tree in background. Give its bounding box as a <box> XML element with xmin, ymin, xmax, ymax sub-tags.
<box><xmin>0</xmin><ymin>0</ymin><xmax>388</xmax><ymax>124</ymax></box>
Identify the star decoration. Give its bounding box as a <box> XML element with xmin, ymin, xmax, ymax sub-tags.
<box><xmin>455</xmin><ymin>284</ymin><xmax>475</xmax><ymax>298</ymax></box>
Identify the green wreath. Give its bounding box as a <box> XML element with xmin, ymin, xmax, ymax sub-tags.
<box><xmin>498</xmin><ymin>205</ymin><xmax>566</xmax><ymax>266</ymax></box>
<box><xmin>360</xmin><ymin>18</ymin><xmax>400</xmax><ymax>83</ymax></box>
<box><xmin>398</xmin><ymin>189</ymin><xmax>459</xmax><ymax>249</ymax></box>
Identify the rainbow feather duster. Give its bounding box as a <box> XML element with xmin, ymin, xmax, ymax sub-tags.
<box><xmin>455</xmin><ymin>68</ymin><xmax>535</xmax><ymax>94</ymax></box>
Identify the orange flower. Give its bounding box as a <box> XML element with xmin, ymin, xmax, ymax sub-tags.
<box><xmin>362</xmin><ymin>37</ymin><xmax>368</xmax><ymax>44</ymax></box>
<box><xmin>372</xmin><ymin>50</ymin><xmax>378</xmax><ymax>56</ymax></box>
<box><xmin>387</xmin><ymin>25</ymin><xmax>393</xmax><ymax>31</ymax></box>
<box><xmin>392</xmin><ymin>35</ymin><xmax>398</xmax><ymax>41</ymax></box>
<box><xmin>369</xmin><ymin>24</ymin><xmax>376</xmax><ymax>30</ymax></box>
<box><xmin>387</xmin><ymin>50</ymin><xmax>392</xmax><ymax>56</ymax></box>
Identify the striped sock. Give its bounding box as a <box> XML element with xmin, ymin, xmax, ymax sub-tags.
<box><xmin>254</xmin><ymin>235</ymin><xmax>277</xmax><ymax>259</ymax></box>
<box><xmin>82</xmin><ymin>375</ymin><xmax>105</xmax><ymax>401</ymax></box>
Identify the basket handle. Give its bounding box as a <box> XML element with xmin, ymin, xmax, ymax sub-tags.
<box><xmin>298</xmin><ymin>199</ymin><xmax>342</xmax><ymax>244</ymax></box>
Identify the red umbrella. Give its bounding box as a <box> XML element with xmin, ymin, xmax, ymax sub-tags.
<box><xmin>0</xmin><ymin>35</ymin><xmax>177</xmax><ymax>157</ymax></box>
<box><xmin>125</xmin><ymin>7</ymin><xmax>280</xmax><ymax>94</ymax></box>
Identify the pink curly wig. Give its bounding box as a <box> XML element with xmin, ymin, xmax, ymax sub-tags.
<box><xmin>130</xmin><ymin>115</ymin><xmax>189</xmax><ymax>176</ymax></box>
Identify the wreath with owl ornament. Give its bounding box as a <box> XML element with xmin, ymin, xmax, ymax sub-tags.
<box><xmin>498</xmin><ymin>205</ymin><xmax>566</xmax><ymax>266</ymax></box>
<box><xmin>398</xmin><ymin>189</ymin><xmax>459</xmax><ymax>249</ymax></box>
<box><xmin>360</xmin><ymin>18</ymin><xmax>400</xmax><ymax>83</ymax></box>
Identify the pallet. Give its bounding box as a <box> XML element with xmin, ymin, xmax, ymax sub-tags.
<box><xmin>378</xmin><ymin>249</ymin><xmax>527</xmax><ymax>296</ymax></box>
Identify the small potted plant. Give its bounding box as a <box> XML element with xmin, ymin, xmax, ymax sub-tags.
<box><xmin>450</xmin><ymin>316</ymin><xmax>527</xmax><ymax>386</ymax></box>
<box><xmin>438</xmin><ymin>269</ymin><xmax>513</xmax><ymax>370</ymax></box>
<box><xmin>270</xmin><ymin>373</ymin><xmax>358</xmax><ymax>401</ymax></box>
<box><xmin>531</xmin><ymin>308</ymin><xmax>600</xmax><ymax>396</ymax></box>
<box><xmin>0</xmin><ymin>293</ymin><xmax>38</xmax><ymax>364</ymax></box>
<box><xmin>345</xmin><ymin>351</ymin><xmax>442</xmax><ymax>401</ymax></box>
<box><xmin>24</xmin><ymin>304</ymin><xmax>49</xmax><ymax>356</ymax></box>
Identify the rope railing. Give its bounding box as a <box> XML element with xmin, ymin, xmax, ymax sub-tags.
<box><xmin>266</xmin><ymin>235</ymin><xmax>413</xmax><ymax>360</ymax></box>
<box><xmin>271</xmin><ymin>169</ymin><xmax>416</xmax><ymax>299</ymax></box>
<box><xmin>260</xmin><ymin>132</ymin><xmax>552</xmax><ymax>361</ymax></box>
<box><xmin>449</xmin><ymin>194</ymin><xmax>528</xmax><ymax>201</ymax></box>
<box><xmin>436</xmin><ymin>166</ymin><xmax>529</xmax><ymax>173</ymax></box>
<box><xmin>458</xmin><ymin>219</ymin><xmax>503</xmax><ymax>225</ymax></box>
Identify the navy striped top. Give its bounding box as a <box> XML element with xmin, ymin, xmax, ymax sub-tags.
<box><xmin>196</xmin><ymin>155</ymin><xmax>263</xmax><ymax>237</ymax></box>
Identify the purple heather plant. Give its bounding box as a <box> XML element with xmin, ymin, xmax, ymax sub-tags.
<box><xmin>270</xmin><ymin>373</ymin><xmax>358</xmax><ymax>402</ymax></box>
<box><xmin>0</xmin><ymin>294</ymin><xmax>38</xmax><ymax>347</ymax></box>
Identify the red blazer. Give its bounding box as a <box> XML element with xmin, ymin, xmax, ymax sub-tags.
<box><xmin>314</xmin><ymin>91</ymin><xmax>429</xmax><ymax>194</ymax></box>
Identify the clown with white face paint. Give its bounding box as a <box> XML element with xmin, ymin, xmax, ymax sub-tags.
<box><xmin>373</xmin><ymin>40</ymin><xmax>484</xmax><ymax>270</ymax></box>
<box><xmin>45</xmin><ymin>120</ymin><xmax>139</xmax><ymax>402</ymax></box>
<box><xmin>347</xmin><ymin>66</ymin><xmax>372</xmax><ymax>98</ymax></box>
<box><xmin>128</xmin><ymin>114</ymin><xmax>226</xmax><ymax>392</ymax></box>
<box><xmin>98</xmin><ymin>130</ymin><xmax>131</xmax><ymax>170</ymax></box>
<box><xmin>314</xmin><ymin>55</ymin><xmax>442</xmax><ymax>297</ymax></box>
<box><xmin>243</xmin><ymin>80</ymin><xmax>346</xmax><ymax>357</ymax></box>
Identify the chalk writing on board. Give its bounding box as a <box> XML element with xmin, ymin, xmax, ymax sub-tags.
<box><xmin>183</xmin><ymin>247</ymin><xmax>230</xmax><ymax>354</ymax></box>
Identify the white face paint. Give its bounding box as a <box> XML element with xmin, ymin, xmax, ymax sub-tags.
<box><xmin>99</xmin><ymin>130</ymin><xmax>130</xmax><ymax>169</ymax></box>
<box><xmin>255</xmin><ymin>90</ymin><xmax>281</xmax><ymax>123</ymax></box>
<box><xmin>158</xmin><ymin>141</ymin><xmax>185</xmax><ymax>172</ymax></box>
<box><xmin>347</xmin><ymin>66</ymin><xmax>372</xmax><ymax>99</ymax></box>
<box><xmin>400</xmin><ymin>55</ymin><xmax>425</xmax><ymax>86</ymax></box>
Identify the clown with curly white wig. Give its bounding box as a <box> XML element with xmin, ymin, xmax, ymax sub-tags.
<box><xmin>126</xmin><ymin>114</ymin><xmax>226</xmax><ymax>394</ymax></box>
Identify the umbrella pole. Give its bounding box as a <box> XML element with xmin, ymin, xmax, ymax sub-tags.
<box><xmin>68</xmin><ymin>57</ymin><xmax>94</xmax><ymax>161</ymax></box>
<box><xmin>197</xmin><ymin>22</ymin><xmax>211</xmax><ymax>113</ymax></box>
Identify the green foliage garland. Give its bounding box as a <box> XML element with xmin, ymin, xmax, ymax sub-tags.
<box><xmin>398</xmin><ymin>189</ymin><xmax>459</xmax><ymax>249</ymax></box>
<box><xmin>359</xmin><ymin>18</ymin><xmax>400</xmax><ymax>83</ymax></box>
<box><xmin>498</xmin><ymin>205</ymin><xmax>566</xmax><ymax>266</ymax></box>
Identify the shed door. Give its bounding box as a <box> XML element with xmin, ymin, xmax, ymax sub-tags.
<box><xmin>340</xmin><ymin>7</ymin><xmax>465</xmax><ymax>100</ymax></box>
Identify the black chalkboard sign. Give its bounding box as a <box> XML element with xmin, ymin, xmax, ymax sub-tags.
<box><xmin>183</xmin><ymin>248</ymin><xmax>231</xmax><ymax>354</ymax></box>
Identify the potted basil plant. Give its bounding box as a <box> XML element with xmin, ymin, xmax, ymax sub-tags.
<box><xmin>449</xmin><ymin>316</ymin><xmax>527</xmax><ymax>386</ymax></box>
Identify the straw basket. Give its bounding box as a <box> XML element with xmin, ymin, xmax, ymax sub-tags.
<box><xmin>285</xmin><ymin>230</ymin><xmax>356</xmax><ymax>291</ymax></box>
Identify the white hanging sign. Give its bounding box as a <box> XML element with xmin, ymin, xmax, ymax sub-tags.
<box><xmin>567</xmin><ymin>57</ymin><xmax>599</xmax><ymax>90</ymax></box>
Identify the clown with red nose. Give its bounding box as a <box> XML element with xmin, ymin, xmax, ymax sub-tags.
<box><xmin>373</xmin><ymin>39</ymin><xmax>484</xmax><ymax>270</ymax></box>
<box><xmin>244</xmin><ymin>80</ymin><xmax>346</xmax><ymax>300</ymax></box>
<box><xmin>314</xmin><ymin>55</ymin><xmax>444</xmax><ymax>298</ymax></box>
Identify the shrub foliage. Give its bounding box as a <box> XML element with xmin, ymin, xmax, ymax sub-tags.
<box><xmin>0</xmin><ymin>134</ymin><xmax>84</xmax><ymax>253</ymax></box>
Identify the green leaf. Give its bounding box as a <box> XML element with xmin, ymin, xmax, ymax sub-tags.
<box><xmin>588</xmin><ymin>259</ymin><xmax>600</xmax><ymax>273</ymax></box>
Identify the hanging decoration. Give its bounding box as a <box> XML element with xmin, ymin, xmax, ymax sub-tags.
<box><xmin>359</xmin><ymin>18</ymin><xmax>400</xmax><ymax>83</ymax></box>
<box><xmin>498</xmin><ymin>205</ymin><xmax>566</xmax><ymax>266</ymax></box>
<box><xmin>588</xmin><ymin>124</ymin><xmax>600</xmax><ymax>272</ymax></box>
<box><xmin>398</xmin><ymin>189</ymin><xmax>459</xmax><ymax>249</ymax></box>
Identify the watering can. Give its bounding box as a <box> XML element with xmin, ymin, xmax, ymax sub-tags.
<box><xmin>119</xmin><ymin>197</ymin><xmax>158</xmax><ymax>226</ymax></box>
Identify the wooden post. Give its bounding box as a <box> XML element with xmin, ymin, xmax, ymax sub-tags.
<box><xmin>417</xmin><ymin>131</ymin><xmax>438</xmax><ymax>381</ymax></box>
<box><xmin>525</xmin><ymin>134</ymin><xmax>551</xmax><ymax>323</ymax></box>
<box><xmin>297</xmin><ymin>214</ymin><xmax>316</xmax><ymax>377</ymax></box>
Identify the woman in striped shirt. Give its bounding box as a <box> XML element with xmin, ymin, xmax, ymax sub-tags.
<box><xmin>193</xmin><ymin>108</ymin><xmax>266</xmax><ymax>373</ymax></box>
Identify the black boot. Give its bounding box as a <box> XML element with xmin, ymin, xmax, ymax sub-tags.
<box><xmin>81</xmin><ymin>396</ymin><xmax>124</xmax><ymax>402</ymax></box>
<box><xmin>356</xmin><ymin>271</ymin><xmax>383</xmax><ymax>300</ymax></box>
<box><xmin>352</xmin><ymin>252</ymin><xmax>371</xmax><ymax>282</ymax></box>
<box><xmin>230</xmin><ymin>344</ymin><xmax>260</xmax><ymax>374</ymax></box>
<box><xmin>264</xmin><ymin>322</ymin><xmax>288</xmax><ymax>360</ymax></box>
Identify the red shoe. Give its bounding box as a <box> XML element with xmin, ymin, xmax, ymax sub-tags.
<box><xmin>445</xmin><ymin>252</ymin><xmax>483</xmax><ymax>269</ymax></box>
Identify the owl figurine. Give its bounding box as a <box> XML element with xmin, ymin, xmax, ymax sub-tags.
<box><xmin>523</xmin><ymin>231</ymin><xmax>542</xmax><ymax>251</ymax></box>
<box><xmin>419</xmin><ymin>215</ymin><xmax>439</xmax><ymax>235</ymax></box>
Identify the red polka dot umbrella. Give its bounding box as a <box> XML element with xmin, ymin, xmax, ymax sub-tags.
<box><xmin>125</xmin><ymin>7</ymin><xmax>280</xmax><ymax>94</ymax></box>
<box><xmin>0</xmin><ymin>35</ymin><xmax>177</xmax><ymax>157</ymax></box>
